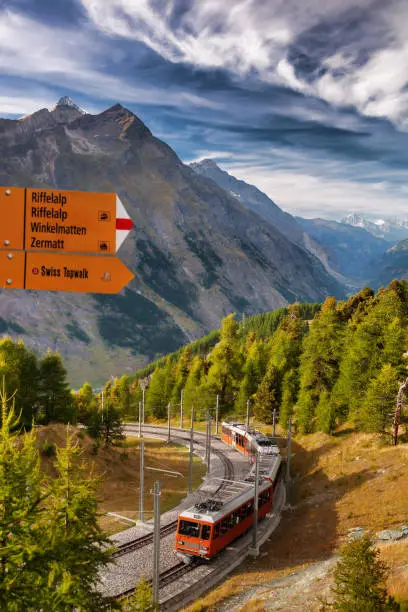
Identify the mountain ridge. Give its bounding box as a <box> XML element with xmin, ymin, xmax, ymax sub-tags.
<box><xmin>0</xmin><ymin>100</ymin><xmax>344</xmax><ymax>385</ymax></box>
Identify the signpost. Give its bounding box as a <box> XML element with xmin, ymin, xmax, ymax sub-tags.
<box><xmin>0</xmin><ymin>186</ymin><xmax>134</xmax><ymax>294</ymax></box>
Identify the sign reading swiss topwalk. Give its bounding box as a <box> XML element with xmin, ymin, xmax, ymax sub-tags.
<box><xmin>0</xmin><ymin>186</ymin><xmax>134</xmax><ymax>294</ymax></box>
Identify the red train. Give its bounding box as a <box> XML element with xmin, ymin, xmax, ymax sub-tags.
<box><xmin>174</xmin><ymin>422</ymin><xmax>282</xmax><ymax>562</ymax></box>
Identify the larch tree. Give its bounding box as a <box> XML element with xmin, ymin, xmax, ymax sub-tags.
<box><xmin>329</xmin><ymin>534</ymin><xmax>399</xmax><ymax>611</ymax></box>
<box><xmin>279</xmin><ymin>368</ymin><xmax>299</xmax><ymax>429</ymax></box>
<box><xmin>295</xmin><ymin>297</ymin><xmax>344</xmax><ymax>433</ymax></box>
<box><xmin>205</xmin><ymin>314</ymin><xmax>243</xmax><ymax>416</ymax></box>
<box><xmin>0</xmin><ymin>383</ymin><xmax>46</xmax><ymax>609</ymax></box>
<box><xmin>254</xmin><ymin>362</ymin><xmax>281</xmax><ymax>423</ymax></box>
<box><xmin>43</xmin><ymin>432</ymin><xmax>116</xmax><ymax>611</ymax></box>
<box><xmin>360</xmin><ymin>364</ymin><xmax>400</xmax><ymax>433</ymax></box>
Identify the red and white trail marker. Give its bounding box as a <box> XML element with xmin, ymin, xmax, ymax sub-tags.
<box><xmin>116</xmin><ymin>195</ymin><xmax>134</xmax><ymax>251</ymax></box>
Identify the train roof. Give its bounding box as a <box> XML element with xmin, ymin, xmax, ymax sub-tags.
<box><xmin>179</xmin><ymin>454</ymin><xmax>282</xmax><ymax>524</ymax></box>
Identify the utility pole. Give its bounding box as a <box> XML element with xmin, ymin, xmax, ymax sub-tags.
<box><xmin>167</xmin><ymin>403</ymin><xmax>171</xmax><ymax>444</ymax></box>
<box><xmin>215</xmin><ymin>394</ymin><xmax>219</xmax><ymax>435</ymax></box>
<box><xmin>394</xmin><ymin>377</ymin><xmax>408</xmax><ymax>445</ymax></box>
<box><xmin>286</xmin><ymin>417</ymin><xmax>292</xmax><ymax>482</ymax></box>
<box><xmin>180</xmin><ymin>389</ymin><xmax>184</xmax><ymax>429</ymax></box>
<box><xmin>246</xmin><ymin>398</ymin><xmax>250</xmax><ymax>431</ymax></box>
<box><xmin>251</xmin><ymin>452</ymin><xmax>260</xmax><ymax>556</ymax></box>
<box><xmin>139</xmin><ymin>439</ymin><xmax>144</xmax><ymax>521</ymax></box>
<box><xmin>272</xmin><ymin>408</ymin><xmax>276</xmax><ymax>437</ymax></box>
<box><xmin>206</xmin><ymin>413</ymin><xmax>211</xmax><ymax>474</ymax></box>
<box><xmin>189</xmin><ymin>406</ymin><xmax>194</xmax><ymax>493</ymax></box>
<box><xmin>138</xmin><ymin>400</ymin><xmax>142</xmax><ymax>438</ymax></box>
<box><xmin>140</xmin><ymin>378</ymin><xmax>148</xmax><ymax>425</ymax></box>
<box><xmin>152</xmin><ymin>480</ymin><xmax>161</xmax><ymax>607</ymax></box>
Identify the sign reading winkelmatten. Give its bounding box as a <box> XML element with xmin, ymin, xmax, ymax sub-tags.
<box><xmin>26</xmin><ymin>188</ymin><xmax>133</xmax><ymax>254</ymax></box>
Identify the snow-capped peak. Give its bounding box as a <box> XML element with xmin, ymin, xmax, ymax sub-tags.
<box><xmin>53</xmin><ymin>96</ymin><xmax>85</xmax><ymax>114</ymax></box>
<box><xmin>374</xmin><ymin>219</ymin><xmax>386</xmax><ymax>226</ymax></box>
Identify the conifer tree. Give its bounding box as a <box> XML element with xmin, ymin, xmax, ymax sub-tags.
<box><xmin>360</xmin><ymin>365</ymin><xmax>400</xmax><ymax>433</ymax></box>
<box><xmin>205</xmin><ymin>314</ymin><xmax>243</xmax><ymax>415</ymax></box>
<box><xmin>254</xmin><ymin>362</ymin><xmax>281</xmax><ymax>423</ymax></box>
<box><xmin>170</xmin><ymin>346</ymin><xmax>191</xmax><ymax>407</ymax></box>
<box><xmin>330</xmin><ymin>534</ymin><xmax>399</xmax><ymax>611</ymax></box>
<box><xmin>279</xmin><ymin>368</ymin><xmax>299</xmax><ymax>428</ymax></box>
<box><xmin>43</xmin><ymin>432</ymin><xmax>115</xmax><ymax>610</ymax></box>
<box><xmin>75</xmin><ymin>382</ymin><xmax>96</xmax><ymax>425</ymax></box>
<box><xmin>0</xmin><ymin>381</ymin><xmax>46</xmax><ymax>608</ymax></box>
<box><xmin>118</xmin><ymin>375</ymin><xmax>132</xmax><ymax>415</ymax></box>
<box><xmin>333</xmin><ymin>284</ymin><xmax>407</xmax><ymax>425</ymax></box>
<box><xmin>145</xmin><ymin>358</ymin><xmax>174</xmax><ymax>419</ymax></box>
<box><xmin>295</xmin><ymin>297</ymin><xmax>344</xmax><ymax>433</ymax></box>
<box><xmin>235</xmin><ymin>340</ymin><xmax>267</xmax><ymax>414</ymax></box>
<box><xmin>101</xmin><ymin>401</ymin><xmax>124</xmax><ymax>447</ymax></box>
<box><xmin>183</xmin><ymin>356</ymin><xmax>204</xmax><ymax>418</ymax></box>
<box><xmin>38</xmin><ymin>352</ymin><xmax>74</xmax><ymax>424</ymax></box>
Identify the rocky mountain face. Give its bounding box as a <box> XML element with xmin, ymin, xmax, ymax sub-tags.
<box><xmin>190</xmin><ymin>159</ymin><xmax>306</xmax><ymax>246</ymax></box>
<box><xmin>372</xmin><ymin>238</ymin><xmax>408</xmax><ymax>288</ymax></box>
<box><xmin>295</xmin><ymin>217</ymin><xmax>387</xmax><ymax>281</ymax></box>
<box><xmin>190</xmin><ymin>159</ymin><xmax>389</xmax><ymax>285</ymax></box>
<box><xmin>0</xmin><ymin>100</ymin><xmax>344</xmax><ymax>385</ymax></box>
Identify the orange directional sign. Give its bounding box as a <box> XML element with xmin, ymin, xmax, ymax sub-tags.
<box><xmin>0</xmin><ymin>252</ymin><xmax>134</xmax><ymax>294</ymax></box>
<box><xmin>0</xmin><ymin>186</ymin><xmax>134</xmax><ymax>255</ymax></box>
<box><xmin>0</xmin><ymin>188</ymin><xmax>25</xmax><ymax>250</ymax></box>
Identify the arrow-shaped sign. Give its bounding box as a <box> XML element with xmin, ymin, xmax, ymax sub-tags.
<box><xmin>0</xmin><ymin>251</ymin><xmax>134</xmax><ymax>294</ymax></box>
<box><xmin>0</xmin><ymin>187</ymin><xmax>134</xmax><ymax>255</ymax></box>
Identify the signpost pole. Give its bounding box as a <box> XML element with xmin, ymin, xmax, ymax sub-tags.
<box><xmin>152</xmin><ymin>481</ymin><xmax>161</xmax><ymax>606</ymax></box>
<box><xmin>139</xmin><ymin>439</ymin><xmax>144</xmax><ymax>522</ymax></box>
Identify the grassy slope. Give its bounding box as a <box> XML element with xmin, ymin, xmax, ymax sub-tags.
<box><xmin>36</xmin><ymin>425</ymin><xmax>206</xmax><ymax>535</ymax></box>
<box><xmin>185</xmin><ymin>427</ymin><xmax>408</xmax><ymax>611</ymax></box>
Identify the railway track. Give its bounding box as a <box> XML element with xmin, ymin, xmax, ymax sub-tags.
<box><xmin>115</xmin><ymin>560</ymin><xmax>198</xmax><ymax>600</ymax></box>
<box><xmin>112</xmin><ymin>426</ymin><xmax>234</xmax><ymax>559</ymax></box>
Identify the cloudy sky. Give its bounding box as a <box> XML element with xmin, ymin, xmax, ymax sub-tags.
<box><xmin>2</xmin><ymin>0</ymin><xmax>408</xmax><ymax>219</ymax></box>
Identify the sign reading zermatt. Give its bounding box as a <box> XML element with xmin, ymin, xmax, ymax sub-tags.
<box><xmin>0</xmin><ymin>186</ymin><xmax>134</xmax><ymax>294</ymax></box>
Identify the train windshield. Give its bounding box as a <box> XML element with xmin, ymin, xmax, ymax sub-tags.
<box><xmin>257</xmin><ymin>440</ymin><xmax>274</xmax><ymax>446</ymax></box>
<box><xmin>178</xmin><ymin>520</ymin><xmax>201</xmax><ymax>537</ymax></box>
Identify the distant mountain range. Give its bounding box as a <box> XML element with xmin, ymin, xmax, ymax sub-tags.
<box><xmin>342</xmin><ymin>213</ymin><xmax>408</xmax><ymax>243</ymax></box>
<box><xmin>0</xmin><ymin>98</ymin><xmax>344</xmax><ymax>385</ymax></box>
<box><xmin>190</xmin><ymin>159</ymin><xmax>398</xmax><ymax>285</ymax></box>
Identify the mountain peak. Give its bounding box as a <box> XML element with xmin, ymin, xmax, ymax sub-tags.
<box><xmin>191</xmin><ymin>158</ymin><xmax>221</xmax><ymax>170</ymax></box>
<box><xmin>55</xmin><ymin>96</ymin><xmax>85</xmax><ymax>113</ymax></box>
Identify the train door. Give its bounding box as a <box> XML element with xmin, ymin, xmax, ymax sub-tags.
<box><xmin>200</xmin><ymin>523</ymin><xmax>212</xmax><ymax>558</ymax></box>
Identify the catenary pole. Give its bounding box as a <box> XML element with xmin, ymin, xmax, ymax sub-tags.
<box><xmin>246</xmin><ymin>398</ymin><xmax>250</xmax><ymax>431</ymax></box>
<box><xmin>180</xmin><ymin>389</ymin><xmax>184</xmax><ymax>429</ymax></box>
<box><xmin>272</xmin><ymin>408</ymin><xmax>276</xmax><ymax>437</ymax></box>
<box><xmin>252</xmin><ymin>452</ymin><xmax>260</xmax><ymax>555</ymax></box>
<box><xmin>189</xmin><ymin>406</ymin><xmax>195</xmax><ymax>493</ymax></box>
<box><xmin>152</xmin><ymin>481</ymin><xmax>161</xmax><ymax>606</ymax></box>
<box><xmin>207</xmin><ymin>414</ymin><xmax>211</xmax><ymax>473</ymax></box>
<box><xmin>215</xmin><ymin>394</ymin><xmax>219</xmax><ymax>435</ymax></box>
<box><xmin>286</xmin><ymin>417</ymin><xmax>292</xmax><ymax>482</ymax></box>
<box><xmin>138</xmin><ymin>400</ymin><xmax>142</xmax><ymax>438</ymax></box>
<box><xmin>167</xmin><ymin>403</ymin><xmax>171</xmax><ymax>444</ymax></box>
<box><xmin>139</xmin><ymin>439</ymin><xmax>144</xmax><ymax>521</ymax></box>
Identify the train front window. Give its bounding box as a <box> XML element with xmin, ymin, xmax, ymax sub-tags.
<box><xmin>178</xmin><ymin>520</ymin><xmax>200</xmax><ymax>538</ymax></box>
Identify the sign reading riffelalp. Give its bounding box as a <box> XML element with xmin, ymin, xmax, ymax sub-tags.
<box><xmin>26</xmin><ymin>188</ymin><xmax>117</xmax><ymax>254</ymax></box>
